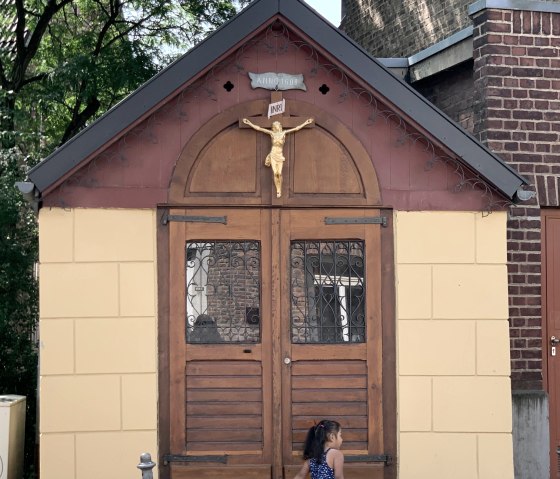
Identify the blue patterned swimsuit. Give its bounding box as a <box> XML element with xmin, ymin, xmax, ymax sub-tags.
<box><xmin>309</xmin><ymin>449</ymin><xmax>335</xmax><ymax>479</ymax></box>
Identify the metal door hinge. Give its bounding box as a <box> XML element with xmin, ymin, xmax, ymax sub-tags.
<box><xmin>345</xmin><ymin>454</ymin><xmax>393</xmax><ymax>466</ymax></box>
<box><xmin>163</xmin><ymin>454</ymin><xmax>228</xmax><ymax>465</ymax></box>
<box><xmin>161</xmin><ymin>213</ymin><xmax>227</xmax><ymax>225</ymax></box>
<box><xmin>325</xmin><ymin>216</ymin><xmax>387</xmax><ymax>227</ymax></box>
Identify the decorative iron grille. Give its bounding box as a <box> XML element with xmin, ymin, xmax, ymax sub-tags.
<box><xmin>290</xmin><ymin>240</ymin><xmax>366</xmax><ymax>343</ymax></box>
<box><xmin>185</xmin><ymin>241</ymin><xmax>261</xmax><ymax>343</ymax></box>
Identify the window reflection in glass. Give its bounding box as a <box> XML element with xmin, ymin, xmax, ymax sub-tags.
<box><xmin>185</xmin><ymin>241</ymin><xmax>261</xmax><ymax>343</ymax></box>
<box><xmin>291</xmin><ymin>240</ymin><xmax>366</xmax><ymax>343</ymax></box>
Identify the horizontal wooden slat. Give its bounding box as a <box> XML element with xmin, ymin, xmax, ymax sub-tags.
<box><xmin>187</xmin><ymin>388</ymin><xmax>261</xmax><ymax>402</ymax></box>
<box><xmin>284</xmin><ymin>464</ymin><xmax>384</xmax><ymax>479</ymax></box>
<box><xmin>292</xmin><ymin>388</ymin><xmax>366</xmax><ymax>402</ymax></box>
<box><xmin>187</xmin><ymin>376</ymin><xmax>261</xmax><ymax>389</ymax></box>
<box><xmin>171</xmin><ymin>465</ymin><xmax>270</xmax><ymax>479</ymax></box>
<box><xmin>186</xmin><ymin>344</ymin><xmax>262</xmax><ymax>361</ymax></box>
<box><xmin>187</xmin><ymin>361</ymin><xmax>261</xmax><ymax>376</ymax></box>
<box><xmin>292</xmin><ymin>403</ymin><xmax>367</xmax><ymax>415</ymax></box>
<box><xmin>187</xmin><ymin>429</ymin><xmax>262</xmax><ymax>442</ymax></box>
<box><xmin>186</xmin><ymin>442</ymin><xmax>263</xmax><ymax>452</ymax></box>
<box><xmin>188</xmin><ymin>403</ymin><xmax>262</xmax><ymax>416</ymax></box>
<box><xmin>292</xmin><ymin>441</ymin><xmax>368</xmax><ymax>452</ymax></box>
<box><xmin>292</xmin><ymin>361</ymin><xmax>366</xmax><ymax>376</ymax></box>
<box><xmin>188</xmin><ymin>416</ymin><xmax>262</xmax><ymax>429</ymax></box>
<box><xmin>185</xmin><ymin>358</ymin><xmax>264</xmax><ymax>454</ymax></box>
<box><xmin>291</xmin><ymin>344</ymin><xmax>366</xmax><ymax>361</ymax></box>
<box><xmin>292</xmin><ymin>416</ymin><xmax>368</xmax><ymax>430</ymax></box>
<box><xmin>292</xmin><ymin>428</ymin><xmax>367</xmax><ymax>442</ymax></box>
<box><xmin>292</xmin><ymin>376</ymin><xmax>366</xmax><ymax>389</ymax></box>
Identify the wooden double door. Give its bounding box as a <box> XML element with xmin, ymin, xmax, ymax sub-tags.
<box><xmin>167</xmin><ymin>207</ymin><xmax>388</xmax><ymax>479</ymax></box>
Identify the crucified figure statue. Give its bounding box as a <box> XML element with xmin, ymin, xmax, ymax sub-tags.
<box><xmin>242</xmin><ymin>117</ymin><xmax>314</xmax><ymax>198</ymax></box>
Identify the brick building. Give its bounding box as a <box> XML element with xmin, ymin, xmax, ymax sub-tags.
<box><xmin>341</xmin><ymin>0</ymin><xmax>560</xmax><ymax>477</ymax></box>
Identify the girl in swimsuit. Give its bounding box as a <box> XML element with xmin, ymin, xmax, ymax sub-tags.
<box><xmin>293</xmin><ymin>419</ymin><xmax>345</xmax><ymax>479</ymax></box>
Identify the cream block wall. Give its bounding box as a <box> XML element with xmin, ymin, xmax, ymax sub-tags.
<box><xmin>396</xmin><ymin>211</ymin><xmax>513</xmax><ymax>479</ymax></box>
<box><xmin>38</xmin><ymin>207</ymin><xmax>513</xmax><ymax>478</ymax></box>
<box><xmin>38</xmin><ymin>208</ymin><xmax>158</xmax><ymax>479</ymax></box>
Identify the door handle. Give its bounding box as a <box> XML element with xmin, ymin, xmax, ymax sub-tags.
<box><xmin>552</xmin><ymin>336</ymin><xmax>559</xmax><ymax>356</ymax></box>
<box><xmin>284</xmin><ymin>357</ymin><xmax>291</xmax><ymax>365</ymax></box>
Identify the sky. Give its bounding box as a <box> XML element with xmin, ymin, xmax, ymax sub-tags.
<box><xmin>304</xmin><ymin>0</ymin><xmax>342</xmax><ymax>26</ymax></box>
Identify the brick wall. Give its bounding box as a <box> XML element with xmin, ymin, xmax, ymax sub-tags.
<box><xmin>344</xmin><ymin>0</ymin><xmax>560</xmax><ymax>390</ymax></box>
<box><xmin>341</xmin><ymin>0</ymin><xmax>472</xmax><ymax>57</ymax></box>
<box><xmin>414</xmin><ymin>62</ymin><xmax>475</xmax><ymax>132</ymax></box>
<box><xmin>472</xmin><ymin>8</ymin><xmax>560</xmax><ymax>389</ymax></box>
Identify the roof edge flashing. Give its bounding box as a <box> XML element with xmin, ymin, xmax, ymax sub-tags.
<box><xmin>469</xmin><ymin>0</ymin><xmax>560</xmax><ymax>15</ymax></box>
<box><xmin>408</xmin><ymin>26</ymin><xmax>474</xmax><ymax>66</ymax></box>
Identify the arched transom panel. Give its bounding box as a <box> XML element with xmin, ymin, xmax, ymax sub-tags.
<box><xmin>169</xmin><ymin>100</ymin><xmax>381</xmax><ymax>206</ymax></box>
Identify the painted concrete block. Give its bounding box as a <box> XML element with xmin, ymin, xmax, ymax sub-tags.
<box><xmin>433</xmin><ymin>377</ymin><xmax>512</xmax><ymax>432</ymax></box>
<box><xmin>119</xmin><ymin>263</ymin><xmax>156</xmax><ymax>317</ymax></box>
<box><xmin>74</xmin><ymin>209</ymin><xmax>155</xmax><ymax>262</ymax></box>
<box><xmin>397</xmin><ymin>264</ymin><xmax>432</xmax><ymax>319</ymax></box>
<box><xmin>399</xmin><ymin>432</ymin><xmax>477</xmax><ymax>479</ymax></box>
<box><xmin>478</xmin><ymin>433</ymin><xmax>514</xmax><ymax>479</ymax></box>
<box><xmin>40</xmin><ymin>319</ymin><xmax>74</xmax><ymax>375</ymax></box>
<box><xmin>476</xmin><ymin>211</ymin><xmax>507</xmax><ymax>264</ymax></box>
<box><xmin>398</xmin><ymin>377</ymin><xmax>432</xmax><ymax>431</ymax></box>
<box><xmin>122</xmin><ymin>374</ymin><xmax>158</xmax><ymax>430</ymax></box>
<box><xmin>396</xmin><ymin>211</ymin><xmax>475</xmax><ymax>264</ymax></box>
<box><xmin>399</xmin><ymin>320</ymin><xmax>475</xmax><ymax>375</ymax></box>
<box><xmin>433</xmin><ymin>264</ymin><xmax>508</xmax><ymax>319</ymax></box>
<box><xmin>40</xmin><ymin>433</ymin><xmax>75</xmax><ymax>479</ymax></box>
<box><xmin>477</xmin><ymin>320</ymin><xmax>511</xmax><ymax>375</ymax></box>
<box><xmin>40</xmin><ymin>263</ymin><xmax>119</xmax><ymax>318</ymax></box>
<box><xmin>39</xmin><ymin>208</ymin><xmax>74</xmax><ymax>263</ymax></box>
<box><xmin>75</xmin><ymin>431</ymin><xmax>158</xmax><ymax>479</ymax></box>
<box><xmin>75</xmin><ymin>317</ymin><xmax>156</xmax><ymax>373</ymax></box>
<box><xmin>41</xmin><ymin>375</ymin><xmax>121</xmax><ymax>432</ymax></box>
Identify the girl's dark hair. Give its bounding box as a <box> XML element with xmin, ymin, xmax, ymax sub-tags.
<box><xmin>302</xmin><ymin>419</ymin><xmax>341</xmax><ymax>462</ymax></box>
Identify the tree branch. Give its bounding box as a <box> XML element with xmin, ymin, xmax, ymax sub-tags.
<box><xmin>60</xmin><ymin>95</ymin><xmax>101</xmax><ymax>144</ymax></box>
<box><xmin>11</xmin><ymin>0</ymin><xmax>73</xmax><ymax>91</ymax></box>
<box><xmin>99</xmin><ymin>14</ymin><xmax>153</xmax><ymax>53</ymax></box>
<box><xmin>92</xmin><ymin>0</ymin><xmax>121</xmax><ymax>57</ymax></box>
<box><xmin>0</xmin><ymin>57</ymin><xmax>8</xmax><ymax>89</ymax></box>
<box><xmin>14</xmin><ymin>0</ymin><xmax>26</xmax><ymax>59</ymax></box>
<box><xmin>20</xmin><ymin>72</ymin><xmax>49</xmax><ymax>87</ymax></box>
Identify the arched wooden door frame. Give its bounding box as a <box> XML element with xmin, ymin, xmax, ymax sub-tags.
<box><xmin>158</xmin><ymin>100</ymin><xmax>396</xmax><ymax>479</ymax></box>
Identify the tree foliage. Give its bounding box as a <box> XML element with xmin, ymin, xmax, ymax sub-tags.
<box><xmin>1</xmin><ymin>0</ymin><xmax>252</xmax><ymax>150</ymax></box>
<box><xmin>0</xmin><ymin>0</ymin><xmax>252</xmax><ymax>476</ymax></box>
<box><xmin>0</xmin><ymin>145</ymin><xmax>38</xmax><ymax>477</ymax></box>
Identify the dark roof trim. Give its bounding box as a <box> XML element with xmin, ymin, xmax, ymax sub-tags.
<box><xmin>29</xmin><ymin>0</ymin><xmax>528</xmax><ymax>201</ymax></box>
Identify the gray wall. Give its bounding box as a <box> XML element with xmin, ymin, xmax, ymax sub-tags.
<box><xmin>512</xmin><ymin>391</ymin><xmax>549</xmax><ymax>479</ymax></box>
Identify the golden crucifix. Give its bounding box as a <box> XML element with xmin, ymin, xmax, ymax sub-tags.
<box><xmin>242</xmin><ymin>117</ymin><xmax>314</xmax><ymax>197</ymax></box>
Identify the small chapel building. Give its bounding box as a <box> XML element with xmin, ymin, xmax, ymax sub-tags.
<box><xmin>27</xmin><ymin>1</ymin><xmax>529</xmax><ymax>478</ymax></box>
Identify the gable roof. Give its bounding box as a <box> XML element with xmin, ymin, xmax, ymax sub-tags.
<box><xmin>27</xmin><ymin>0</ymin><xmax>528</xmax><ymax>201</ymax></box>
